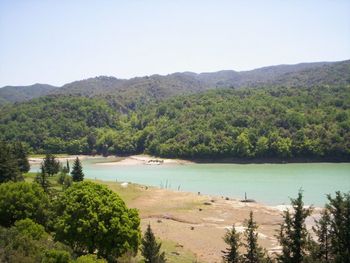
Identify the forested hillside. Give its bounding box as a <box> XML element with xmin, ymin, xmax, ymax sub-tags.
<box><xmin>0</xmin><ymin>85</ymin><xmax>349</xmax><ymax>161</ymax></box>
<box><xmin>1</xmin><ymin>60</ymin><xmax>349</xmax><ymax>106</ymax></box>
<box><xmin>141</xmin><ymin>86</ymin><xmax>350</xmax><ymax>160</ymax></box>
<box><xmin>0</xmin><ymin>84</ymin><xmax>57</xmax><ymax>106</ymax></box>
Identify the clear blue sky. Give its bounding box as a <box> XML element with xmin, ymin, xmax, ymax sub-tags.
<box><xmin>0</xmin><ymin>0</ymin><xmax>349</xmax><ymax>87</ymax></box>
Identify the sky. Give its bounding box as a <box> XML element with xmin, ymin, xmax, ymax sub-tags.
<box><xmin>0</xmin><ymin>0</ymin><xmax>349</xmax><ymax>87</ymax></box>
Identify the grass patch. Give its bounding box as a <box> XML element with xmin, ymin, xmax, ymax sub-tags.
<box><xmin>89</xmin><ymin>179</ymin><xmax>145</xmax><ymax>204</ymax></box>
<box><xmin>161</xmin><ymin>239</ymin><xmax>201</xmax><ymax>263</ymax></box>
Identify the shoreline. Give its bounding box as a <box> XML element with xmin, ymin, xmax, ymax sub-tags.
<box><xmin>29</xmin><ymin>154</ymin><xmax>350</xmax><ymax>166</ymax></box>
<box><xmin>93</xmin><ymin>179</ymin><xmax>322</xmax><ymax>262</ymax></box>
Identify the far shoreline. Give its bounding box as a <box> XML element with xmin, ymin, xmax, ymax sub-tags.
<box><xmin>29</xmin><ymin>153</ymin><xmax>350</xmax><ymax>165</ymax></box>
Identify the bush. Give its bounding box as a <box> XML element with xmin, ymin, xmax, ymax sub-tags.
<box><xmin>0</xmin><ymin>182</ymin><xmax>49</xmax><ymax>227</ymax></box>
<box><xmin>75</xmin><ymin>254</ymin><xmax>107</xmax><ymax>263</ymax></box>
<box><xmin>0</xmin><ymin>219</ymin><xmax>72</xmax><ymax>263</ymax></box>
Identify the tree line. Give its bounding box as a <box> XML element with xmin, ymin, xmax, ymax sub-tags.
<box><xmin>0</xmin><ymin>85</ymin><xmax>349</xmax><ymax>160</ymax></box>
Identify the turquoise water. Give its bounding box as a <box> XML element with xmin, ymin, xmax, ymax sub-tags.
<box><xmin>31</xmin><ymin>159</ymin><xmax>350</xmax><ymax>206</ymax></box>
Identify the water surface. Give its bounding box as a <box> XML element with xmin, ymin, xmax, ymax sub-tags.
<box><xmin>31</xmin><ymin>159</ymin><xmax>350</xmax><ymax>206</ymax></box>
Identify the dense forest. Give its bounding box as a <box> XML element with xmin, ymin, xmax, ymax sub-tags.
<box><xmin>0</xmin><ymin>85</ymin><xmax>349</xmax><ymax>161</ymax></box>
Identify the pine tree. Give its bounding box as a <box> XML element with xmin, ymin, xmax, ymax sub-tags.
<box><xmin>312</xmin><ymin>209</ymin><xmax>331</xmax><ymax>262</ymax></box>
<box><xmin>243</xmin><ymin>211</ymin><xmax>269</xmax><ymax>263</ymax></box>
<box><xmin>11</xmin><ymin>141</ymin><xmax>30</xmax><ymax>173</ymax></box>
<box><xmin>222</xmin><ymin>224</ymin><xmax>241</xmax><ymax>263</ymax></box>
<box><xmin>326</xmin><ymin>192</ymin><xmax>350</xmax><ymax>263</ymax></box>
<box><xmin>276</xmin><ymin>190</ymin><xmax>312</xmax><ymax>263</ymax></box>
<box><xmin>42</xmin><ymin>154</ymin><xmax>60</xmax><ymax>176</ymax></box>
<box><xmin>0</xmin><ymin>141</ymin><xmax>23</xmax><ymax>183</ymax></box>
<box><xmin>66</xmin><ymin>159</ymin><xmax>70</xmax><ymax>173</ymax></box>
<box><xmin>277</xmin><ymin>210</ymin><xmax>293</xmax><ymax>263</ymax></box>
<box><xmin>71</xmin><ymin>157</ymin><xmax>84</xmax><ymax>182</ymax></box>
<box><xmin>34</xmin><ymin>163</ymin><xmax>51</xmax><ymax>193</ymax></box>
<box><xmin>141</xmin><ymin>224</ymin><xmax>166</xmax><ymax>263</ymax></box>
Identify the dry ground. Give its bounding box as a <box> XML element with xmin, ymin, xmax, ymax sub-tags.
<box><xmin>97</xmin><ymin>180</ymin><xmax>285</xmax><ymax>263</ymax></box>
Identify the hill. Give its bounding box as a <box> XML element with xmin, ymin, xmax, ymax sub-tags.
<box><xmin>1</xmin><ymin>60</ymin><xmax>349</xmax><ymax>106</ymax></box>
<box><xmin>0</xmin><ymin>85</ymin><xmax>349</xmax><ymax>161</ymax></box>
<box><xmin>0</xmin><ymin>84</ymin><xmax>57</xmax><ymax>106</ymax></box>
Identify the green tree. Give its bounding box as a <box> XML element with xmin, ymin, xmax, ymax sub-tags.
<box><xmin>277</xmin><ymin>191</ymin><xmax>312</xmax><ymax>263</ymax></box>
<box><xmin>71</xmin><ymin>157</ymin><xmax>84</xmax><ymax>182</ymax></box>
<box><xmin>312</xmin><ymin>209</ymin><xmax>331</xmax><ymax>262</ymax></box>
<box><xmin>34</xmin><ymin>164</ymin><xmax>51</xmax><ymax>193</ymax></box>
<box><xmin>0</xmin><ymin>141</ymin><xmax>23</xmax><ymax>183</ymax></box>
<box><xmin>54</xmin><ymin>182</ymin><xmax>140</xmax><ymax>260</ymax></box>
<box><xmin>42</xmin><ymin>154</ymin><xmax>60</xmax><ymax>176</ymax></box>
<box><xmin>57</xmin><ymin>172</ymin><xmax>73</xmax><ymax>189</ymax></box>
<box><xmin>326</xmin><ymin>192</ymin><xmax>350</xmax><ymax>263</ymax></box>
<box><xmin>11</xmin><ymin>141</ymin><xmax>30</xmax><ymax>173</ymax></box>
<box><xmin>222</xmin><ymin>224</ymin><xmax>241</xmax><ymax>263</ymax></box>
<box><xmin>236</xmin><ymin>131</ymin><xmax>253</xmax><ymax>157</ymax></box>
<box><xmin>0</xmin><ymin>218</ymin><xmax>72</xmax><ymax>263</ymax></box>
<box><xmin>41</xmin><ymin>250</ymin><xmax>71</xmax><ymax>263</ymax></box>
<box><xmin>0</xmin><ymin>182</ymin><xmax>49</xmax><ymax>227</ymax></box>
<box><xmin>141</xmin><ymin>224</ymin><xmax>166</xmax><ymax>263</ymax></box>
<box><xmin>66</xmin><ymin>159</ymin><xmax>70</xmax><ymax>173</ymax></box>
<box><xmin>243</xmin><ymin>211</ymin><xmax>268</xmax><ymax>263</ymax></box>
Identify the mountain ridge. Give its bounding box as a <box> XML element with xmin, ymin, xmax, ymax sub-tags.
<box><xmin>1</xmin><ymin>59</ymin><xmax>349</xmax><ymax>106</ymax></box>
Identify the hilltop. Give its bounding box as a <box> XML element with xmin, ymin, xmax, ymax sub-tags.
<box><xmin>1</xmin><ymin>60</ymin><xmax>349</xmax><ymax>106</ymax></box>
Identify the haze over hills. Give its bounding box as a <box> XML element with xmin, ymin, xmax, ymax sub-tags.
<box><xmin>0</xmin><ymin>84</ymin><xmax>57</xmax><ymax>105</ymax></box>
<box><xmin>1</xmin><ymin>59</ymin><xmax>349</xmax><ymax>106</ymax></box>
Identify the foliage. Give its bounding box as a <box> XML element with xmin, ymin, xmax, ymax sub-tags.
<box><xmin>276</xmin><ymin>191</ymin><xmax>313</xmax><ymax>263</ymax></box>
<box><xmin>312</xmin><ymin>209</ymin><xmax>331</xmax><ymax>262</ymax></box>
<box><xmin>0</xmin><ymin>218</ymin><xmax>72</xmax><ymax>263</ymax></box>
<box><xmin>54</xmin><ymin>181</ymin><xmax>141</xmax><ymax>261</ymax></box>
<box><xmin>11</xmin><ymin>141</ymin><xmax>30</xmax><ymax>173</ymax></box>
<box><xmin>142</xmin><ymin>86</ymin><xmax>350</xmax><ymax>160</ymax></box>
<box><xmin>0</xmin><ymin>141</ymin><xmax>23</xmax><ymax>183</ymax></box>
<box><xmin>42</xmin><ymin>154</ymin><xmax>60</xmax><ymax>176</ymax></box>
<box><xmin>34</xmin><ymin>164</ymin><xmax>51</xmax><ymax>193</ymax></box>
<box><xmin>1</xmin><ymin>86</ymin><xmax>349</xmax><ymax>160</ymax></box>
<box><xmin>324</xmin><ymin>192</ymin><xmax>350</xmax><ymax>263</ymax></box>
<box><xmin>75</xmin><ymin>254</ymin><xmax>107</xmax><ymax>263</ymax></box>
<box><xmin>0</xmin><ymin>96</ymin><xmax>116</xmax><ymax>154</ymax></box>
<box><xmin>141</xmin><ymin>224</ymin><xmax>166</xmax><ymax>263</ymax></box>
<box><xmin>222</xmin><ymin>224</ymin><xmax>241</xmax><ymax>263</ymax></box>
<box><xmin>1</xmin><ymin>60</ymin><xmax>349</xmax><ymax>106</ymax></box>
<box><xmin>71</xmin><ymin>157</ymin><xmax>84</xmax><ymax>182</ymax></box>
<box><xmin>243</xmin><ymin>211</ymin><xmax>269</xmax><ymax>263</ymax></box>
<box><xmin>0</xmin><ymin>182</ymin><xmax>49</xmax><ymax>227</ymax></box>
<box><xmin>57</xmin><ymin>172</ymin><xmax>73</xmax><ymax>189</ymax></box>
<box><xmin>41</xmin><ymin>249</ymin><xmax>71</xmax><ymax>263</ymax></box>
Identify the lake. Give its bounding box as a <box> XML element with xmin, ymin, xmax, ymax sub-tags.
<box><xmin>31</xmin><ymin>158</ymin><xmax>350</xmax><ymax>206</ymax></box>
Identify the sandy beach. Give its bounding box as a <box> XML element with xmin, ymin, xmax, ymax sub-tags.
<box><xmin>96</xmin><ymin>154</ymin><xmax>193</xmax><ymax>166</ymax></box>
<box><xmin>29</xmin><ymin>154</ymin><xmax>193</xmax><ymax>166</ymax></box>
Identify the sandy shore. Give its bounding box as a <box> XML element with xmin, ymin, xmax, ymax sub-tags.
<box><xmin>96</xmin><ymin>154</ymin><xmax>193</xmax><ymax>166</ymax></box>
<box><xmin>28</xmin><ymin>155</ymin><xmax>124</xmax><ymax>165</ymax></box>
<box><xmin>95</xmin><ymin>180</ymin><xmax>321</xmax><ymax>263</ymax></box>
<box><xmin>29</xmin><ymin>154</ymin><xmax>192</xmax><ymax>166</ymax></box>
